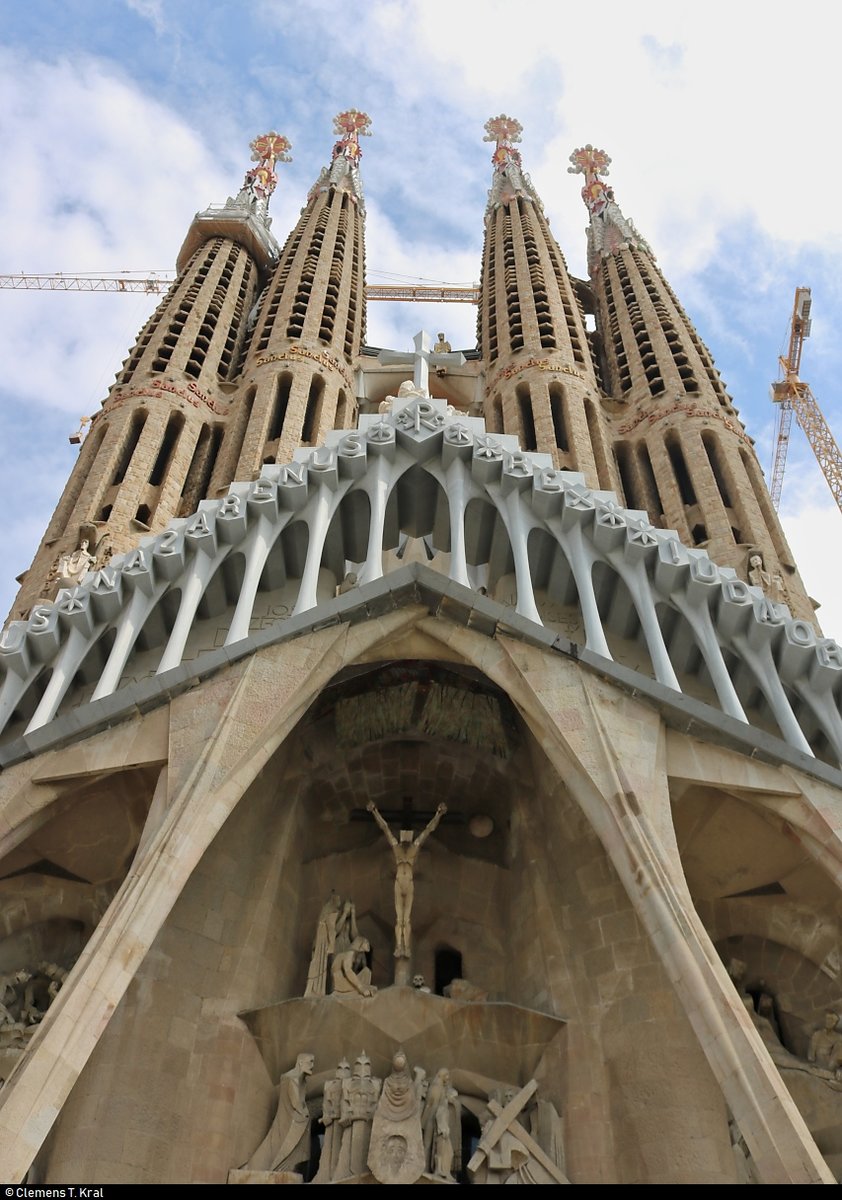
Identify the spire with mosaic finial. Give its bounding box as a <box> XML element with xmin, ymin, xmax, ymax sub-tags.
<box><xmin>308</xmin><ymin>109</ymin><xmax>372</xmax><ymax>211</ymax></box>
<box><xmin>483</xmin><ymin>114</ymin><xmax>541</xmax><ymax>213</ymax></box>
<box><xmin>234</xmin><ymin>131</ymin><xmax>292</xmax><ymax>218</ymax></box>
<box><xmin>568</xmin><ymin>143</ymin><xmax>652</xmax><ymax>263</ymax></box>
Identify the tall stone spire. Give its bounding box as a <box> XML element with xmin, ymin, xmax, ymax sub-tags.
<box><xmin>572</xmin><ymin>145</ymin><xmax>815</xmax><ymax>622</ymax></box>
<box><xmin>231</xmin><ymin>112</ymin><xmax>370</xmax><ymax>475</ymax></box>
<box><xmin>478</xmin><ymin>117</ymin><xmax>618</xmax><ymax>488</ymax></box>
<box><xmin>9</xmin><ymin>133</ymin><xmax>289</xmax><ymax>622</ymax></box>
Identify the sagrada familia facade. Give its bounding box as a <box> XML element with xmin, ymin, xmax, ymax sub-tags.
<box><xmin>1</xmin><ymin>111</ymin><xmax>842</xmax><ymax>1184</ymax></box>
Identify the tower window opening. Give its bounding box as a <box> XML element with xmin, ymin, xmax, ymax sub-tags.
<box><xmin>135</xmin><ymin>504</ymin><xmax>152</xmax><ymax>527</ymax></box>
<box><xmin>335</xmin><ymin>388</ymin><xmax>350</xmax><ymax>429</ymax></box>
<box><xmin>638</xmin><ymin>442</ymin><xmax>665</xmax><ymax>520</ymax></box>
<box><xmin>269</xmin><ymin>373</ymin><xmax>293</xmax><ymax>441</ymax></box>
<box><xmin>516</xmin><ymin>383</ymin><xmax>537</xmax><ymax>451</ymax></box>
<box><xmin>691</xmin><ymin>523</ymin><xmax>708</xmax><ymax>545</ymax></box>
<box><xmin>666</xmin><ymin>434</ymin><xmax>697</xmax><ymax>506</ymax></box>
<box><xmin>434</xmin><ymin>945</ymin><xmax>463</xmax><ymax>995</ymax></box>
<box><xmin>111</xmin><ymin>409</ymin><xmax>148</xmax><ymax>485</ymax></box>
<box><xmin>302</xmin><ymin>375</ymin><xmax>325</xmax><ymax>445</ymax></box>
<box><xmin>585</xmin><ymin>398</ymin><xmax>612</xmax><ymax>491</ymax></box>
<box><xmin>616</xmin><ymin>441</ymin><xmax>639</xmax><ymax>510</ymax></box>
<box><xmin>548</xmin><ymin>383</ymin><xmax>568</xmax><ymax>451</ymax></box>
<box><xmin>702</xmin><ymin>431</ymin><xmax>733</xmax><ymax>508</ymax></box>
<box><xmin>224</xmin><ymin>386</ymin><xmax>255</xmax><ymax>483</ymax></box>
<box><xmin>148</xmin><ymin>414</ymin><xmax>184</xmax><ymax>487</ymax></box>
<box><xmin>179</xmin><ymin>423</ymin><xmax>224</xmax><ymax>515</ymax></box>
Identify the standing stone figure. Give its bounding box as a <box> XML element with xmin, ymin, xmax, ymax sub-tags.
<box><xmin>313</xmin><ymin>1058</ymin><xmax>350</xmax><ymax>1183</ymax></box>
<box><xmin>747</xmin><ymin>552</ymin><xmax>772</xmax><ymax>592</ymax></box>
<box><xmin>243</xmin><ymin>1052</ymin><xmax>315</xmax><ymax>1176</ymax></box>
<box><xmin>54</xmin><ymin>539</ymin><xmax>96</xmax><ymax>589</ymax></box>
<box><xmin>334</xmin><ymin>1052</ymin><xmax>382</xmax><ymax>1179</ymax></box>
<box><xmin>366</xmin><ymin>801</ymin><xmax>446</xmax><ymax>959</ymax></box>
<box><xmin>368</xmin><ymin>1049</ymin><xmax>426</xmax><ymax>1185</ymax></box>
<box><xmin>304</xmin><ymin>891</ymin><xmax>357</xmax><ymax>997</ymax></box>
<box><xmin>422</xmin><ymin>1067</ymin><xmax>460</xmax><ymax>1179</ymax></box>
<box><xmin>808</xmin><ymin>1011</ymin><xmax>842</xmax><ymax>1073</ymax></box>
<box><xmin>433</xmin><ymin>1084</ymin><xmax>460</xmax><ymax>1180</ymax></box>
<box><xmin>421</xmin><ymin>1067</ymin><xmax>451</xmax><ymax>1169</ymax></box>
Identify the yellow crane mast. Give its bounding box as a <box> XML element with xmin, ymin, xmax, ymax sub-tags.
<box><xmin>770</xmin><ymin>287</ymin><xmax>842</xmax><ymax>513</ymax></box>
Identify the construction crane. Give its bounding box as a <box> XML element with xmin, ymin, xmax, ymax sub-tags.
<box><xmin>770</xmin><ymin>287</ymin><xmax>842</xmax><ymax>514</ymax></box>
<box><xmin>0</xmin><ymin>273</ymin><xmax>480</xmax><ymax>303</ymax></box>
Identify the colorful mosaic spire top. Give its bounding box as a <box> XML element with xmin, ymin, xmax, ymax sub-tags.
<box><xmin>239</xmin><ymin>131</ymin><xmax>292</xmax><ymax>210</ymax></box>
<box><xmin>332</xmin><ymin>110</ymin><xmax>372</xmax><ymax>163</ymax></box>
<box><xmin>568</xmin><ymin>144</ymin><xmax>613</xmax><ymax>216</ymax></box>
<box><xmin>482</xmin><ymin>115</ymin><xmax>541</xmax><ymax>214</ymax></box>
<box><xmin>483</xmin><ymin>114</ymin><xmax>524</xmax><ymax>174</ymax></box>
<box><xmin>568</xmin><ymin>143</ymin><xmax>652</xmax><ymax>263</ymax></box>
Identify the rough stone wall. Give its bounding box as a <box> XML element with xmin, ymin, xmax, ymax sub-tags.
<box><xmin>505</xmin><ymin>745</ymin><xmax>736</xmax><ymax>1184</ymax></box>
<box><xmin>41</xmin><ymin>762</ymin><xmax>304</xmax><ymax>1183</ymax></box>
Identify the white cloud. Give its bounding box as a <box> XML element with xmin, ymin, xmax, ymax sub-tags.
<box><xmin>0</xmin><ymin>48</ymin><xmax>232</xmax><ymax>615</ymax></box>
<box><xmin>123</xmin><ymin>0</ymin><xmax>167</xmax><ymax>34</ymax></box>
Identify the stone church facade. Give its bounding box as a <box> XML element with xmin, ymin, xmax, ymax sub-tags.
<box><xmin>1</xmin><ymin>114</ymin><xmax>842</xmax><ymax>1184</ymax></box>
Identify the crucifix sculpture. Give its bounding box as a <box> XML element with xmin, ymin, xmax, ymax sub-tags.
<box><xmin>366</xmin><ymin>800</ymin><xmax>447</xmax><ymax>969</ymax></box>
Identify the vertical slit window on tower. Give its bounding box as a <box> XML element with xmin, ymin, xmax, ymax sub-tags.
<box><xmin>666</xmin><ymin>434</ymin><xmax>697</xmax><ymax>506</ymax></box>
<box><xmin>638</xmin><ymin>442</ymin><xmax>665</xmax><ymax>520</ymax></box>
<box><xmin>302</xmin><ymin>375</ymin><xmax>325</xmax><ymax>445</ymax></box>
<box><xmin>111</xmin><ymin>410</ymin><xmax>148</xmax><ymax>485</ymax></box>
<box><xmin>616</xmin><ymin>442</ymin><xmax>639</xmax><ymax>510</ymax></box>
<box><xmin>548</xmin><ymin>383</ymin><xmax>568</xmax><ymax>451</ymax></box>
<box><xmin>179</xmin><ymin>423</ymin><xmax>224</xmax><ymax>514</ymax></box>
<box><xmin>335</xmin><ymin>389</ymin><xmax>349</xmax><ymax>429</ymax></box>
<box><xmin>702</xmin><ymin>432</ymin><xmax>734</xmax><ymax>509</ymax></box>
<box><xmin>225</xmin><ymin>386</ymin><xmax>255</xmax><ymax>482</ymax></box>
<box><xmin>585</xmin><ymin>399</ymin><xmax>612</xmax><ymax>490</ymax></box>
<box><xmin>269</xmin><ymin>373</ymin><xmax>293</xmax><ymax>441</ymax></box>
<box><xmin>149</xmin><ymin>414</ymin><xmax>184</xmax><ymax>487</ymax></box>
<box><xmin>516</xmin><ymin>383</ymin><xmax>537</xmax><ymax>451</ymax></box>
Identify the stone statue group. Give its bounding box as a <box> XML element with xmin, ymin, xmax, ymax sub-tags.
<box><xmin>239</xmin><ymin>1048</ymin><xmax>567</xmax><ymax>1185</ymax></box>
<box><xmin>303</xmin><ymin>801</ymin><xmax>448</xmax><ymax>998</ymax></box>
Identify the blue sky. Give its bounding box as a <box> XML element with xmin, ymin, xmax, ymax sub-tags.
<box><xmin>2</xmin><ymin>0</ymin><xmax>842</xmax><ymax>637</ymax></box>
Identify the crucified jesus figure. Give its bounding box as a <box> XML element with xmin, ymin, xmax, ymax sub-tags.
<box><xmin>367</xmin><ymin>801</ymin><xmax>447</xmax><ymax>959</ymax></box>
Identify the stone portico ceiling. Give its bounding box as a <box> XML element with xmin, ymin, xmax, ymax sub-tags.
<box><xmin>1</xmin><ymin>390</ymin><xmax>841</xmax><ymax>765</ymax></box>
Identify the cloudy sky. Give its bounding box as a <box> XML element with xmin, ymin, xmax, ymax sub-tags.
<box><xmin>2</xmin><ymin>0</ymin><xmax>841</xmax><ymax>638</ymax></box>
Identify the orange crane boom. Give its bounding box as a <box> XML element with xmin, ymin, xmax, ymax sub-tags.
<box><xmin>770</xmin><ymin>287</ymin><xmax>842</xmax><ymax>513</ymax></box>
